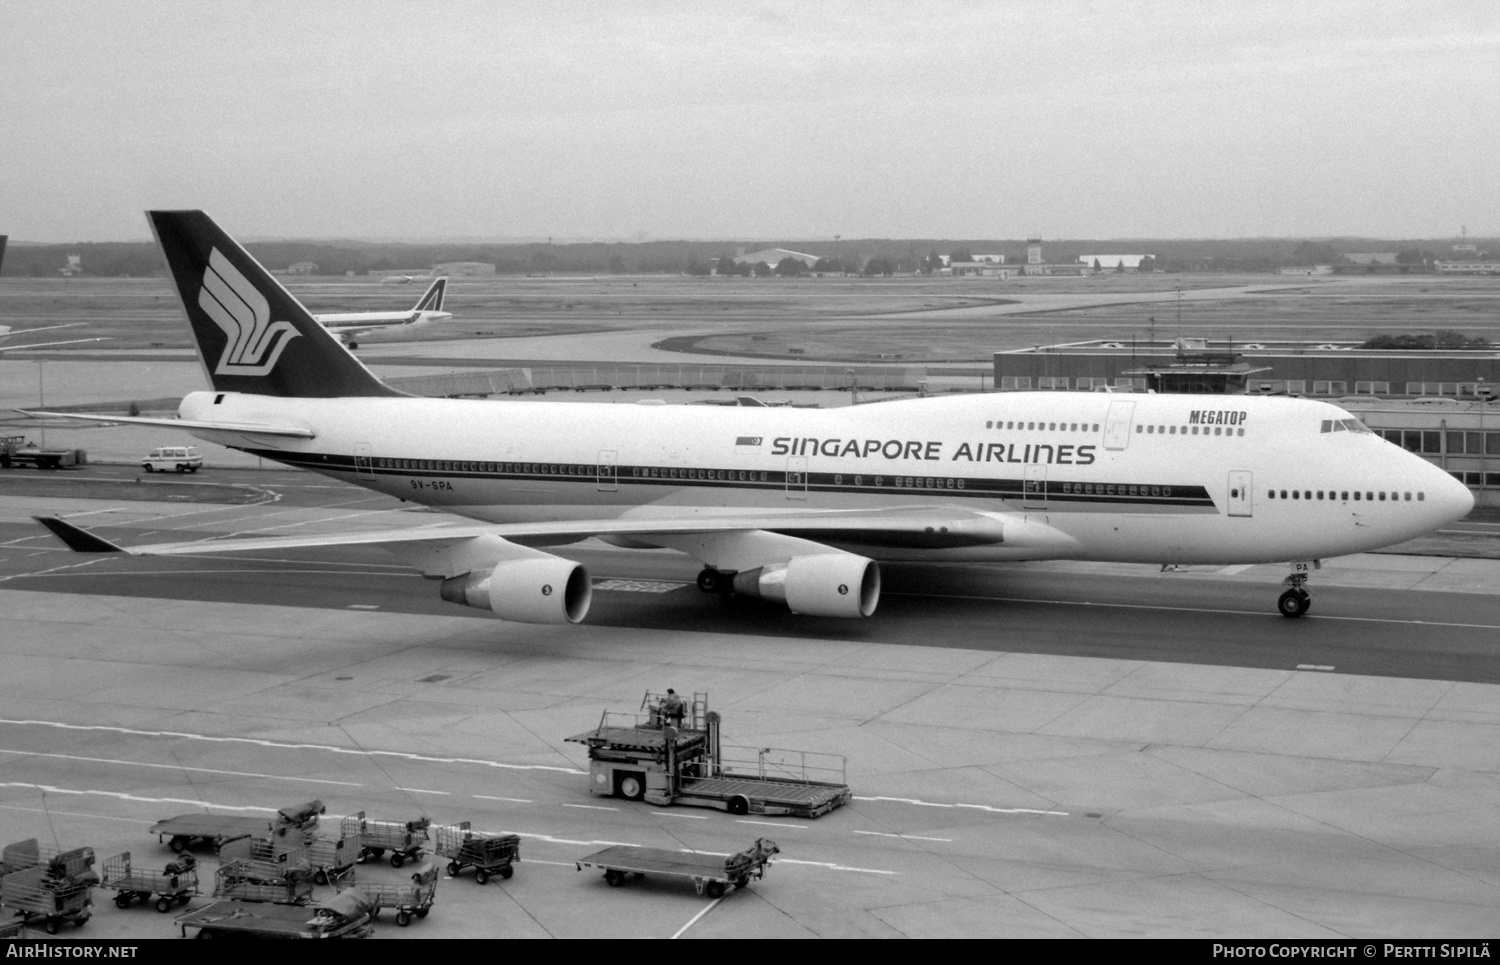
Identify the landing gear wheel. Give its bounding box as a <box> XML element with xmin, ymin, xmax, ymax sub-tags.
<box><xmin>1278</xmin><ymin>589</ymin><xmax>1311</xmax><ymax>618</ymax></box>
<box><xmin>696</xmin><ymin>568</ymin><xmax>727</xmax><ymax>594</ymax></box>
<box><xmin>605</xmin><ymin>869</ymin><xmax>624</xmax><ymax>887</ymax></box>
<box><xmin>705</xmin><ymin>881</ymin><xmax>726</xmax><ymax>899</ymax></box>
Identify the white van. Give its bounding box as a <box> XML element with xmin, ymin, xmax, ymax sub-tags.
<box><xmin>142</xmin><ymin>446</ymin><xmax>203</xmax><ymax>473</ymax></box>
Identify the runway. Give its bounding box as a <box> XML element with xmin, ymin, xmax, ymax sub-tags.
<box><xmin>2</xmin><ymin>471</ymin><xmax>1499</xmax><ymax>938</ymax></box>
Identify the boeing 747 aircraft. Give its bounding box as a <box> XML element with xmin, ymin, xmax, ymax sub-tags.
<box><xmin>29</xmin><ymin>211</ymin><xmax>1473</xmax><ymax>625</ymax></box>
<box><xmin>313</xmin><ymin>276</ymin><xmax>451</xmax><ymax>346</ymax></box>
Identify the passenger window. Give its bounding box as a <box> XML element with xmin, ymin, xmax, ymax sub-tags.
<box><xmin>1292</xmin><ymin>491</ymin><xmax>1299</xmax><ymax>500</ymax></box>
<box><xmin>1147</xmin><ymin>425</ymin><xmax>1154</xmax><ymax>434</ymax></box>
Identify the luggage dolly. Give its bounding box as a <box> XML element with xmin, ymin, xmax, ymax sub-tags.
<box><xmin>576</xmin><ymin>838</ymin><xmax>778</xmax><ymax>900</ymax></box>
<box><xmin>434</xmin><ymin>822</ymin><xmax>520</xmax><ymax>885</ymax></box>
<box><xmin>99</xmin><ymin>852</ymin><xmax>198</xmax><ymax>913</ymax></box>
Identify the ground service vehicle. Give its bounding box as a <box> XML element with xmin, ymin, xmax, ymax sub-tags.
<box><xmin>343</xmin><ymin>812</ymin><xmax>430</xmax><ymax>868</ymax></box>
<box><xmin>0</xmin><ymin>436</ymin><xmax>84</xmax><ymax>470</ymax></box>
<box><xmin>567</xmin><ymin>692</ymin><xmax>851</xmax><ymax>817</ymax></box>
<box><xmin>576</xmin><ymin>838</ymin><xmax>779</xmax><ymax>899</ymax></box>
<box><xmin>100</xmin><ymin>852</ymin><xmax>198</xmax><ymax>912</ymax></box>
<box><xmin>357</xmin><ymin>863</ymin><xmax>438</xmax><ymax>926</ymax></box>
<box><xmin>141</xmin><ymin>445</ymin><xmax>202</xmax><ymax>473</ymax></box>
<box><xmin>176</xmin><ymin>893</ymin><xmax>374</xmax><ymax>939</ymax></box>
<box><xmin>150</xmin><ymin>800</ymin><xmax>325</xmax><ymax>853</ymax></box>
<box><xmin>434</xmin><ymin>823</ymin><xmax>519</xmax><ymax>884</ymax></box>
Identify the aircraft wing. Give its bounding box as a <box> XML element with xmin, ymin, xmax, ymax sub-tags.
<box><xmin>16</xmin><ymin>409</ymin><xmax>316</xmax><ymax>439</ymax></box>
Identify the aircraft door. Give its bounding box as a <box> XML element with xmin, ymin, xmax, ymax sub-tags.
<box><xmin>786</xmin><ymin>456</ymin><xmax>808</xmax><ymax>500</ymax></box>
<box><xmin>1104</xmin><ymin>401</ymin><xmax>1135</xmax><ymax>450</ymax></box>
<box><xmin>597</xmin><ymin>449</ymin><xmax>617</xmax><ymax>492</ymax></box>
<box><xmin>1023</xmin><ymin>464</ymin><xmax>1047</xmax><ymax>508</ymax></box>
<box><xmin>1227</xmin><ymin>470</ymin><xmax>1253</xmax><ymax>517</ymax></box>
<box><xmin>354</xmin><ymin>442</ymin><xmax>374</xmax><ymax>478</ymax></box>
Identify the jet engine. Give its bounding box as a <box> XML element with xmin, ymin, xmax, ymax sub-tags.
<box><xmin>440</xmin><ymin>557</ymin><xmax>592</xmax><ymax>624</ymax></box>
<box><xmin>732</xmin><ymin>553</ymin><xmax>880</xmax><ymax>618</ymax></box>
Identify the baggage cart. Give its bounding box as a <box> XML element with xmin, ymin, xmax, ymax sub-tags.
<box><xmin>305</xmin><ymin>835</ymin><xmax>357</xmax><ymax>886</ymax></box>
<box><xmin>1</xmin><ymin>840</ymin><xmax>96</xmax><ymax>881</ymax></box>
<box><xmin>341</xmin><ymin>811</ymin><xmax>430</xmax><ymax>868</ymax></box>
<box><xmin>575</xmin><ymin>838</ymin><xmax>779</xmax><ymax>900</ymax></box>
<box><xmin>175</xmin><ymin>893</ymin><xmax>374</xmax><ymax>939</ymax></box>
<box><xmin>100</xmin><ymin>852</ymin><xmax>198</xmax><ymax>912</ymax></box>
<box><xmin>353</xmin><ymin>863</ymin><xmax>438</xmax><ymax>927</ymax></box>
<box><xmin>149</xmin><ymin>799</ymin><xmax>325</xmax><ymax>854</ymax></box>
<box><xmin>1</xmin><ymin>867</ymin><xmax>94</xmax><ymax>935</ymax></box>
<box><xmin>212</xmin><ymin>859</ymin><xmax>313</xmax><ymax>905</ymax></box>
<box><xmin>217</xmin><ymin>836</ymin><xmax>312</xmax><ymax>881</ymax></box>
<box><xmin>434</xmin><ymin>822</ymin><xmax>519</xmax><ymax>884</ymax></box>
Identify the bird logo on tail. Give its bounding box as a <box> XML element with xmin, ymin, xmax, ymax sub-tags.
<box><xmin>199</xmin><ymin>248</ymin><xmax>300</xmax><ymax>376</ymax></box>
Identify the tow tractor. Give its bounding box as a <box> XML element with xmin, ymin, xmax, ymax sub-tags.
<box><xmin>566</xmin><ymin>692</ymin><xmax>851</xmax><ymax>818</ymax></box>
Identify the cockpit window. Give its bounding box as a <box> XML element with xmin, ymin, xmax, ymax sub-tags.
<box><xmin>1320</xmin><ymin>418</ymin><xmax>1371</xmax><ymax>434</ymax></box>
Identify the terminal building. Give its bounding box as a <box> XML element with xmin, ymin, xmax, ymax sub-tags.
<box><xmin>993</xmin><ymin>340</ymin><xmax>1500</xmax><ymax>506</ymax></box>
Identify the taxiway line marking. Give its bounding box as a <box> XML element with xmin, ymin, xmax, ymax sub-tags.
<box><xmin>672</xmin><ymin>898</ymin><xmax>724</xmax><ymax>940</ymax></box>
<box><xmin>0</xmin><ymin>718</ymin><xmax>585</xmax><ymax>775</ymax></box>
<box><xmin>775</xmin><ymin>858</ymin><xmax>899</xmax><ymax>876</ymax></box>
<box><xmin>737</xmin><ymin>819</ymin><xmax>805</xmax><ymax>829</ymax></box>
<box><xmin>563</xmin><ymin>804</ymin><xmax>618</xmax><ymax>812</ymax></box>
<box><xmin>474</xmin><ymin>795</ymin><xmax>533</xmax><ymax>804</ymax></box>
<box><xmin>0</xmin><ymin>804</ymin><xmax>155</xmax><ymax>825</ymax></box>
<box><xmin>851</xmin><ymin>830</ymin><xmax>952</xmax><ymax>843</ymax></box>
<box><xmin>395</xmin><ymin>787</ymin><xmax>450</xmax><ymax>795</ymax></box>
<box><xmin>0</xmin><ymin>749</ymin><xmax>364</xmax><ymax>787</ymax></box>
<box><xmin>856</xmin><ymin>795</ymin><xmax>1068</xmax><ymax>816</ymax></box>
<box><xmin>1297</xmin><ymin>664</ymin><xmax>1336</xmax><ymax>671</ymax></box>
<box><xmin>652</xmin><ymin>811</ymin><xmax>709</xmax><ymax>820</ymax></box>
<box><xmin>0</xmin><ymin>783</ymin><xmax>280</xmax><ymax>813</ymax></box>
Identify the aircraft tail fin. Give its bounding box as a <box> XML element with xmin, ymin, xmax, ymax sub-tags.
<box><xmin>412</xmin><ymin>277</ymin><xmax>447</xmax><ymax>313</ymax></box>
<box><xmin>0</xmin><ymin>235</ymin><xmax>7</xmax><ymax>275</ymax></box>
<box><xmin>147</xmin><ymin>210</ymin><xmax>403</xmax><ymax>398</ymax></box>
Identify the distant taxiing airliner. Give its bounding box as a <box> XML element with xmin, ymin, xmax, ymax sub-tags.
<box><xmin>313</xmin><ymin>276</ymin><xmax>450</xmax><ymax>347</ymax></box>
<box><xmin>30</xmin><ymin>211</ymin><xmax>1473</xmax><ymax>624</ymax></box>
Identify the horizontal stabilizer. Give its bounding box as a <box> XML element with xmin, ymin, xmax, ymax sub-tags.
<box><xmin>16</xmin><ymin>409</ymin><xmax>316</xmax><ymax>439</ymax></box>
<box><xmin>34</xmin><ymin>517</ymin><xmax>126</xmax><ymax>553</ymax></box>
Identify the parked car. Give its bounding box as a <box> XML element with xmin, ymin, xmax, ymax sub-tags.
<box><xmin>141</xmin><ymin>446</ymin><xmax>202</xmax><ymax>473</ymax></box>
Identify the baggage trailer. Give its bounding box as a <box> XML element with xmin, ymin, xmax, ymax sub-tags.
<box><xmin>100</xmin><ymin>852</ymin><xmax>198</xmax><ymax>912</ymax></box>
<box><xmin>354</xmin><ymin>863</ymin><xmax>438</xmax><ymax>927</ymax></box>
<box><xmin>1</xmin><ymin>867</ymin><xmax>94</xmax><ymax>935</ymax></box>
<box><xmin>176</xmin><ymin>893</ymin><xmax>374</xmax><ymax>939</ymax></box>
<box><xmin>212</xmin><ymin>859</ymin><xmax>313</xmax><ymax>905</ymax></box>
<box><xmin>342</xmin><ymin>812</ymin><xmax>430</xmax><ymax>868</ymax></box>
<box><xmin>567</xmin><ymin>692</ymin><xmax>852</xmax><ymax>818</ymax></box>
<box><xmin>1</xmin><ymin>840</ymin><xmax>97</xmax><ymax>880</ymax></box>
<box><xmin>220</xmin><ymin>830</ymin><xmax>351</xmax><ymax>886</ymax></box>
<box><xmin>576</xmin><ymin>838</ymin><xmax>779</xmax><ymax>900</ymax></box>
<box><xmin>305</xmin><ymin>835</ymin><xmax>357</xmax><ymax>886</ymax></box>
<box><xmin>149</xmin><ymin>799</ymin><xmax>326</xmax><ymax>854</ymax></box>
<box><xmin>434</xmin><ymin>822</ymin><xmax>519</xmax><ymax>884</ymax></box>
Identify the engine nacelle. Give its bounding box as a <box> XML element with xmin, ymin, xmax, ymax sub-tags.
<box><xmin>440</xmin><ymin>557</ymin><xmax>592</xmax><ymax>624</ymax></box>
<box><xmin>732</xmin><ymin>554</ymin><xmax>880</xmax><ymax>618</ymax></box>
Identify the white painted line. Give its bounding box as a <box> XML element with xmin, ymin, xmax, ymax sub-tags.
<box><xmin>855</xmin><ymin>795</ymin><xmax>951</xmax><ymax>808</ymax></box>
<box><xmin>1296</xmin><ymin>664</ymin><xmax>1336</xmax><ymax>671</ymax></box>
<box><xmin>652</xmin><ymin>811</ymin><xmax>709</xmax><ymax>820</ymax></box>
<box><xmin>0</xmin><ymin>748</ymin><xmax>364</xmax><ymax>787</ymax></box>
<box><xmin>776</xmin><ymin>858</ymin><xmax>899</xmax><ymax>876</ymax></box>
<box><xmin>346</xmin><ymin>604</ymin><xmax>380</xmax><ymax>610</ymax></box>
<box><xmin>855</xmin><ymin>795</ymin><xmax>1068</xmax><ymax>816</ymax></box>
<box><xmin>395</xmin><ymin>787</ymin><xmax>450</xmax><ymax>795</ymax></box>
<box><xmin>519</xmin><ymin>858</ymin><xmax>575</xmax><ymax>868</ymax></box>
<box><xmin>671</xmin><ymin>897</ymin><xmax>724</xmax><ymax>939</ymax></box>
<box><xmin>0</xmin><ymin>718</ymin><xmax>586</xmax><ymax>775</ymax></box>
<box><xmin>0</xmin><ymin>804</ymin><xmax>154</xmax><ymax>825</ymax></box>
<box><xmin>474</xmin><ymin>795</ymin><xmax>533</xmax><ymax>804</ymax></box>
<box><xmin>851</xmin><ymin>830</ymin><xmax>952</xmax><ymax>843</ymax></box>
<box><xmin>1217</xmin><ymin>564</ymin><xmax>1255</xmax><ymax>576</ymax></box>
<box><xmin>0</xmin><ymin>783</ymin><xmax>280</xmax><ymax>813</ymax></box>
<box><xmin>563</xmin><ymin>804</ymin><xmax>619</xmax><ymax>812</ymax></box>
<box><xmin>737</xmin><ymin>819</ymin><xmax>806</xmax><ymax>830</ymax></box>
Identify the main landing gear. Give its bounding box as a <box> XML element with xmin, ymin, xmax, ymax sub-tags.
<box><xmin>1277</xmin><ymin>561</ymin><xmax>1319</xmax><ymax>618</ymax></box>
<box><xmin>696</xmin><ymin>567</ymin><xmax>733</xmax><ymax>595</ymax></box>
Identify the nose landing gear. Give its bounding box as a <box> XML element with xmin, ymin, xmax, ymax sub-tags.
<box><xmin>1277</xmin><ymin>561</ymin><xmax>1319</xmax><ymax>618</ymax></box>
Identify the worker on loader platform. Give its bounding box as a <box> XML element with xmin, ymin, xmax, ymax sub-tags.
<box><xmin>662</xmin><ymin>689</ymin><xmax>687</xmax><ymax>729</ymax></box>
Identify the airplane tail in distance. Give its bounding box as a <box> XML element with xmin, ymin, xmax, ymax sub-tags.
<box><xmin>0</xmin><ymin>235</ymin><xmax>7</xmax><ymax>275</ymax></box>
<box><xmin>413</xmin><ymin>276</ymin><xmax>447</xmax><ymax>313</ymax></box>
<box><xmin>147</xmin><ymin>210</ymin><xmax>403</xmax><ymax>398</ymax></box>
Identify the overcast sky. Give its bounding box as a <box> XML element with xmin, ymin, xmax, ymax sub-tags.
<box><xmin>4</xmin><ymin>0</ymin><xmax>1497</xmax><ymax>242</ymax></box>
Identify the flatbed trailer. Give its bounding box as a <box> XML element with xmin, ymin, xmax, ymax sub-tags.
<box><xmin>576</xmin><ymin>839</ymin><xmax>779</xmax><ymax>899</ymax></box>
<box><xmin>149</xmin><ymin>800</ymin><xmax>325</xmax><ymax>854</ymax></box>
<box><xmin>175</xmin><ymin>893</ymin><xmax>374</xmax><ymax>939</ymax></box>
<box><xmin>566</xmin><ymin>691</ymin><xmax>851</xmax><ymax>818</ymax></box>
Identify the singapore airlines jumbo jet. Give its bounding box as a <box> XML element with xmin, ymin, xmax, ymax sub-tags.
<box><xmin>30</xmin><ymin>211</ymin><xmax>1473</xmax><ymax>625</ymax></box>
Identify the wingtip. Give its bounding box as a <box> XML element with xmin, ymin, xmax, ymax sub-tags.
<box><xmin>34</xmin><ymin>516</ymin><xmax>126</xmax><ymax>553</ymax></box>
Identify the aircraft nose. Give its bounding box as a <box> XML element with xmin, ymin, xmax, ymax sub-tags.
<box><xmin>1430</xmin><ymin>465</ymin><xmax>1475</xmax><ymax>523</ymax></box>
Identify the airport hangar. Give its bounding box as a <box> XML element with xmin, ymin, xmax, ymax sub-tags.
<box><xmin>993</xmin><ymin>341</ymin><xmax>1500</xmax><ymax>508</ymax></box>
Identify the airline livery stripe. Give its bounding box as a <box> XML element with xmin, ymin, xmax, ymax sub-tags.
<box><xmin>243</xmin><ymin>448</ymin><xmax>1217</xmax><ymax>509</ymax></box>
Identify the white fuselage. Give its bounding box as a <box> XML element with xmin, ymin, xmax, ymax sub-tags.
<box><xmin>178</xmin><ymin>390</ymin><xmax>1473</xmax><ymax>565</ymax></box>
